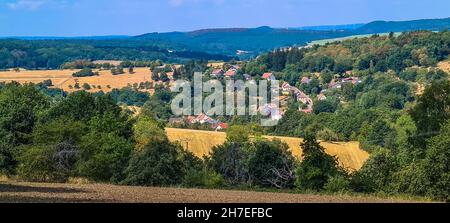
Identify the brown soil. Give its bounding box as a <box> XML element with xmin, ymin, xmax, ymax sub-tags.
<box><xmin>0</xmin><ymin>181</ymin><xmax>412</xmax><ymax>203</ymax></box>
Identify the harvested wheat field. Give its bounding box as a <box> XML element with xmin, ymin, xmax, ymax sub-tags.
<box><xmin>0</xmin><ymin>181</ymin><xmax>412</xmax><ymax>203</ymax></box>
<box><xmin>0</xmin><ymin>68</ymin><xmax>157</xmax><ymax>93</ymax></box>
<box><xmin>166</xmin><ymin>128</ymin><xmax>369</xmax><ymax>171</ymax></box>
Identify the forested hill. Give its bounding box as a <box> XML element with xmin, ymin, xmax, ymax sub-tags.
<box><xmin>135</xmin><ymin>17</ymin><xmax>450</xmax><ymax>57</ymax></box>
<box><xmin>0</xmin><ymin>38</ymin><xmax>234</xmax><ymax>70</ymax></box>
<box><xmin>134</xmin><ymin>27</ymin><xmax>352</xmax><ymax>56</ymax></box>
<box><xmin>355</xmin><ymin>17</ymin><xmax>450</xmax><ymax>34</ymax></box>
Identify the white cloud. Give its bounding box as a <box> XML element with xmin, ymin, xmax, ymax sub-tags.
<box><xmin>7</xmin><ymin>0</ymin><xmax>46</xmax><ymax>10</ymax></box>
<box><xmin>6</xmin><ymin>0</ymin><xmax>68</xmax><ymax>11</ymax></box>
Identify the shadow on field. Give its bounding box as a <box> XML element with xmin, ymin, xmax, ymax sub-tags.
<box><xmin>0</xmin><ymin>183</ymin><xmax>86</xmax><ymax>194</ymax></box>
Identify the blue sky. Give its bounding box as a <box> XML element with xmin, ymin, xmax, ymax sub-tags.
<box><xmin>1</xmin><ymin>0</ymin><xmax>449</xmax><ymax>36</ymax></box>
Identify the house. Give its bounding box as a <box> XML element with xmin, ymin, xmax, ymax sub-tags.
<box><xmin>329</xmin><ymin>80</ymin><xmax>342</xmax><ymax>89</ymax></box>
<box><xmin>243</xmin><ymin>74</ymin><xmax>252</xmax><ymax>81</ymax></box>
<box><xmin>186</xmin><ymin>116</ymin><xmax>198</xmax><ymax>124</ymax></box>
<box><xmin>262</xmin><ymin>72</ymin><xmax>276</xmax><ymax>81</ymax></box>
<box><xmin>281</xmin><ymin>82</ymin><xmax>291</xmax><ymax>91</ymax></box>
<box><xmin>215</xmin><ymin>123</ymin><xmax>228</xmax><ymax>131</ymax></box>
<box><xmin>211</xmin><ymin>69</ymin><xmax>224</xmax><ymax>77</ymax></box>
<box><xmin>317</xmin><ymin>93</ymin><xmax>327</xmax><ymax>101</ymax></box>
<box><xmin>281</xmin><ymin>83</ymin><xmax>291</xmax><ymax>95</ymax></box>
<box><xmin>340</xmin><ymin>77</ymin><xmax>362</xmax><ymax>85</ymax></box>
<box><xmin>301</xmin><ymin>76</ymin><xmax>311</xmax><ymax>84</ymax></box>
<box><xmin>224</xmin><ymin>70</ymin><xmax>237</xmax><ymax>78</ymax></box>
<box><xmin>230</xmin><ymin>65</ymin><xmax>241</xmax><ymax>70</ymax></box>
<box><xmin>259</xmin><ymin>103</ymin><xmax>282</xmax><ymax>120</ymax></box>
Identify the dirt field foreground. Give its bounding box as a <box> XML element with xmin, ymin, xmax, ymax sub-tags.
<box><xmin>0</xmin><ymin>181</ymin><xmax>414</xmax><ymax>203</ymax></box>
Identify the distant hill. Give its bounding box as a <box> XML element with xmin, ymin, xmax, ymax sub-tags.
<box><xmin>0</xmin><ymin>35</ymin><xmax>130</xmax><ymax>40</ymax></box>
<box><xmin>135</xmin><ymin>17</ymin><xmax>450</xmax><ymax>58</ymax></box>
<box><xmin>135</xmin><ymin>27</ymin><xmax>352</xmax><ymax>57</ymax></box>
<box><xmin>2</xmin><ymin>17</ymin><xmax>449</xmax><ymax>61</ymax></box>
<box><xmin>355</xmin><ymin>17</ymin><xmax>450</xmax><ymax>34</ymax></box>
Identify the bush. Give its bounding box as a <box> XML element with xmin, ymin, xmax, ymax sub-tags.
<box><xmin>421</xmin><ymin>120</ymin><xmax>450</xmax><ymax>201</ymax></box>
<box><xmin>76</xmin><ymin>133</ymin><xmax>132</xmax><ymax>183</ymax></box>
<box><xmin>351</xmin><ymin>148</ymin><xmax>397</xmax><ymax>193</ymax></box>
<box><xmin>122</xmin><ymin>139</ymin><xmax>185</xmax><ymax>186</ymax></box>
<box><xmin>324</xmin><ymin>175</ymin><xmax>351</xmax><ymax>193</ymax></box>
<box><xmin>207</xmin><ymin>142</ymin><xmax>250</xmax><ymax>185</ymax></box>
<box><xmin>17</xmin><ymin>145</ymin><xmax>72</xmax><ymax>182</ymax></box>
<box><xmin>247</xmin><ymin>139</ymin><xmax>296</xmax><ymax>189</ymax></box>
<box><xmin>296</xmin><ymin>135</ymin><xmax>345</xmax><ymax>191</ymax></box>
<box><xmin>82</xmin><ymin>83</ymin><xmax>91</xmax><ymax>90</ymax></box>
<box><xmin>111</xmin><ymin>67</ymin><xmax>125</xmax><ymax>75</ymax></box>
<box><xmin>316</xmin><ymin>128</ymin><xmax>340</xmax><ymax>142</ymax></box>
<box><xmin>72</xmin><ymin>68</ymin><xmax>98</xmax><ymax>77</ymax></box>
<box><xmin>182</xmin><ymin>169</ymin><xmax>225</xmax><ymax>188</ymax></box>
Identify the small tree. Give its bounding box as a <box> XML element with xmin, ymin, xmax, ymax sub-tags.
<box><xmin>122</xmin><ymin>139</ymin><xmax>185</xmax><ymax>186</ymax></box>
<box><xmin>247</xmin><ymin>139</ymin><xmax>296</xmax><ymax>189</ymax></box>
<box><xmin>160</xmin><ymin>72</ymin><xmax>169</xmax><ymax>82</ymax></box>
<box><xmin>82</xmin><ymin>83</ymin><xmax>91</xmax><ymax>90</ymax></box>
<box><xmin>151</xmin><ymin>70</ymin><xmax>160</xmax><ymax>81</ymax></box>
<box><xmin>295</xmin><ymin>134</ymin><xmax>346</xmax><ymax>191</ymax></box>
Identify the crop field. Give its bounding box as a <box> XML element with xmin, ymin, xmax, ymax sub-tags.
<box><xmin>166</xmin><ymin>128</ymin><xmax>369</xmax><ymax>171</ymax></box>
<box><xmin>308</xmin><ymin>32</ymin><xmax>402</xmax><ymax>46</ymax></box>
<box><xmin>0</xmin><ymin>67</ymin><xmax>155</xmax><ymax>93</ymax></box>
<box><xmin>0</xmin><ymin>181</ymin><xmax>413</xmax><ymax>203</ymax></box>
<box><xmin>438</xmin><ymin>60</ymin><xmax>450</xmax><ymax>73</ymax></box>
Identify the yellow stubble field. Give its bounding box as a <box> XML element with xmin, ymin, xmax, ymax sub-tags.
<box><xmin>0</xmin><ymin>67</ymin><xmax>155</xmax><ymax>93</ymax></box>
<box><xmin>166</xmin><ymin>128</ymin><xmax>369</xmax><ymax>171</ymax></box>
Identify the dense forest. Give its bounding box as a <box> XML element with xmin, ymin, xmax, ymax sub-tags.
<box><xmin>1</xmin><ymin>30</ymin><xmax>449</xmax><ymax>201</ymax></box>
<box><xmin>0</xmin><ymin>39</ymin><xmax>233</xmax><ymax>70</ymax></box>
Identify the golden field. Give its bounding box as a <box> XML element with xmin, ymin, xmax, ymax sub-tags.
<box><xmin>166</xmin><ymin>128</ymin><xmax>369</xmax><ymax>171</ymax></box>
<box><xmin>438</xmin><ymin>60</ymin><xmax>450</xmax><ymax>73</ymax></box>
<box><xmin>0</xmin><ymin>68</ymin><xmax>155</xmax><ymax>93</ymax></box>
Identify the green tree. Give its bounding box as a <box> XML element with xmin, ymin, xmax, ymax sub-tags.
<box><xmin>207</xmin><ymin>142</ymin><xmax>250</xmax><ymax>185</ymax></box>
<box><xmin>76</xmin><ymin>132</ymin><xmax>132</xmax><ymax>182</ymax></box>
<box><xmin>247</xmin><ymin>139</ymin><xmax>296</xmax><ymax>188</ymax></box>
<box><xmin>295</xmin><ymin>134</ymin><xmax>345</xmax><ymax>191</ymax></box>
<box><xmin>0</xmin><ymin>83</ymin><xmax>49</xmax><ymax>173</ymax></box>
<box><xmin>421</xmin><ymin>120</ymin><xmax>450</xmax><ymax>201</ymax></box>
<box><xmin>122</xmin><ymin>139</ymin><xmax>185</xmax><ymax>186</ymax></box>
<box><xmin>410</xmin><ymin>80</ymin><xmax>450</xmax><ymax>148</ymax></box>
<box><xmin>351</xmin><ymin>148</ymin><xmax>397</xmax><ymax>193</ymax></box>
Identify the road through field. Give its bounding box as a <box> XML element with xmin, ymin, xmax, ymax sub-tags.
<box><xmin>0</xmin><ymin>181</ymin><xmax>410</xmax><ymax>203</ymax></box>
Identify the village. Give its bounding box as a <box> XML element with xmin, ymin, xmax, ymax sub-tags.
<box><xmin>167</xmin><ymin>61</ymin><xmax>362</xmax><ymax>131</ymax></box>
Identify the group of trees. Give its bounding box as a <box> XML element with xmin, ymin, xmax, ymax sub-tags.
<box><xmin>72</xmin><ymin>68</ymin><xmax>99</xmax><ymax>77</ymax></box>
<box><xmin>252</xmin><ymin>31</ymin><xmax>449</xmax><ymax>75</ymax></box>
<box><xmin>0</xmin><ymin>83</ymin><xmax>194</xmax><ymax>185</ymax></box>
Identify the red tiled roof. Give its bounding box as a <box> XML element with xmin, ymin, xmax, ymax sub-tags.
<box><xmin>212</xmin><ymin>69</ymin><xmax>224</xmax><ymax>75</ymax></box>
<box><xmin>262</xmin><ymin>73</ymin><xmax>273</xmax><ymax>79</ymax></box>
<box><xmin>225</xmin><ymin>70</ymin><xmax>237</xmax><ymax>77</ymax></box>
<box><xmin>219</xmin><ymin>123</ymin><xmax>228</xmax><ymax>129</ymax></box>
